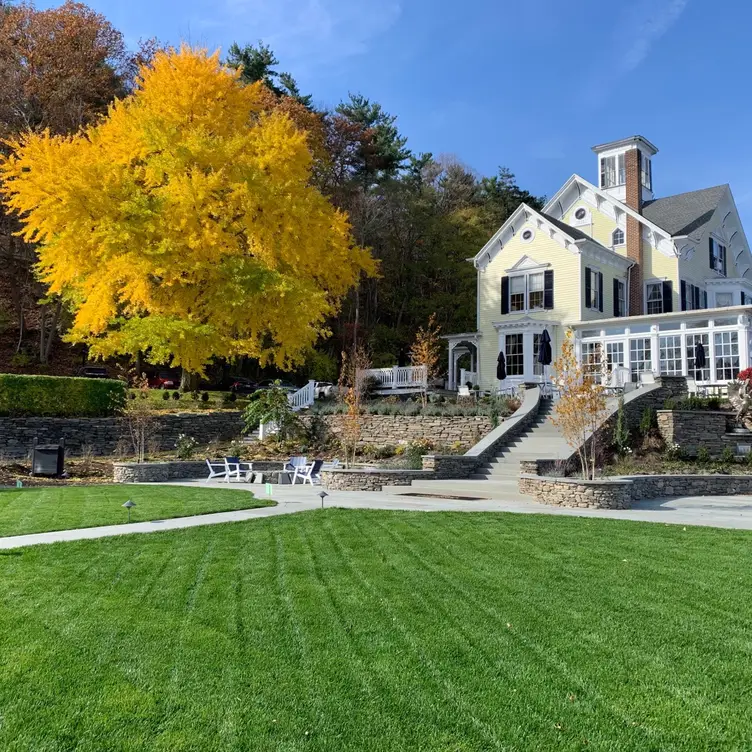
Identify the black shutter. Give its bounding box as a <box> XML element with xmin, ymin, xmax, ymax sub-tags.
<box><xmin>662</xmin><ymin>280</ymin><xmax>673</xmax><ymax>313</ymax></box>
<box><xmin>501</xmin><ymin>276</ymin><xmax>510</xmax><ymax>315</ymax></box>
<box><xmin>722</xmin><ymin>247</ymin><xmax>727</xmax><ymax>276</ymax></box>
<box><xmin>742</xmin><ymin>292</ymin><xmax>747</xmax><ymax>306</ymax></box>
<box><xmin>584</xmin><ymin>267</ymin><xmax>592</xmax><ymax>309</ymax></box>
<box><xmin>701</xmin><ymin>290</ymin><xmax>708</xmax><ymax>309</ymax></box>
<box><xmin>598</xmin><ymin>272</ymin><xmax>604</xmax><ymax>312</ymax></box>
<box><xmin>680</xmin><ymin>280</ymin><xmax>687</xmax><ymax>311</ymax></box>
<box><xmin>543</xmin><ymin>270</ymin><xmax>554</xmax><ymax>309</ymax></box>
<box><xmin>613</xmin><ymin>278</ymin><xmax>620</xmax><ymax>316</ymax></box>
<box><xmin>693</xmin><ymin>285</ymin><xmax>701</xmax><ymax>310</ymax></box>
<box><xmin>709</xmin><ymin>237</ymin><xmax>715</xmax><ymax>271</ymax></box>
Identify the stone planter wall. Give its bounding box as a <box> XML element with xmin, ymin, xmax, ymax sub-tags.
<box><xmin>305</xmin><ymin>414</ymin><xmax>493</xmax><ymax>448</ymax></box>
<box><xmin>519</xmin><ymin>474</ymin><xmax>632</xmax><ymax>509</ymax></box>
<box><xmin>113</xmin><ymin>459</ymin><xmax>286</xmax><ymax>484</ymax></box>
<box><xmin>629</xmin><ymin>474</ymin><xmax>752</xmax><ymax>500</ymax></box>
<box><xmin>0</xmin><ymin>412</ymin><xmax>245</xmax><ymax>459</ymax></box>
<box><xmin>657</xmin><ymin>410</ymin><xmax>731</xmax><ymax>457</ymax></box>
<box><xmin>320</xmin><ymin>468</ymin><xmax>433</xmax><ymax>492</ymax></box>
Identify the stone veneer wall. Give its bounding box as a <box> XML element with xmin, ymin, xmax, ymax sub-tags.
<box><xmin>629</xmin><ymin>474</ymin><xmax>752</xmax><ymax>500</ymax></box>
<box><xmin>113</xmin><ymin>459</ymin><xmax>285</xmax><ymax>483</ymax></box>
<box><xmin>657</xmin><ymin>410</ymin><xmax>731</xmax><ymax>457</ymax></box>
<box><xmin>304</xmin><ymin>414</ymin><xmax>492</xmax><ymax>447</ymax></box>
<box><xmin>320</xmin><ymin>469</ymin><xmax>433</xmax><ymax>492</ymax></box>
<box><xmin>0</xmin><ymin>412</ymin><xmax>245</xmax><ymax>459</ymax></box>
<box><xmin>519</xmin><ymin>474</ymin><xmax>632</xmax><ymax>509</ymax></box>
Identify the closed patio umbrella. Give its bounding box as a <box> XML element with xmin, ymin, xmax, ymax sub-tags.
<box><xmin>496</xmin><ymin>351</ymin><xmax>506</xmax><ymax>381</ymax></box>
<box><xmin>537</xmin><ymin>329</ymin><xmax>552</xmax><ymax>367</ymax></box>
<box><xmin>694</xmin><ymin>341</ymin><xmax>707</xmax><ymax>379</ymax></box>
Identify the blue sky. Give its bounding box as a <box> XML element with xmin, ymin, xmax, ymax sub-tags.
<box><xmin>39</xmin><ymin>0</ymin><xmax>752</xmax><ymax>226</ymax></box>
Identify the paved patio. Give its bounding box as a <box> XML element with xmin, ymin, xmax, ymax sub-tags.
<box><xmin>1</xmin><ymin>479</ymin><xmax>752</xmax><ymax>550</ymax></box>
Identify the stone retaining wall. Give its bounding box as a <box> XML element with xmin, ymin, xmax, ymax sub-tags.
<box><xmin>629</xmin><ymin>474</ymin><xmax>752</xmax><ymax>500</ymax></box>
<box><xmin>519</xmin><ymin>474</ymin><xmax>632</xmax><ymax>509</ymax></box>
<box><xmin>305</xmin><ymin>414</ymin><xmax>492</xmax><ymax>448</ymax></box>
<box><xmin>320</xmin><ymin>468</ymin><xmax>433</xmax><ymax>492</ymax></box>
<box><xmin>657</xmin><ymin>410</ymin><xmax>731</xmax><ymax>457</ymax></box>
<box><xmin>113</xmin><ymin>459</ymin><xmax>286</xmax><ymax>483</ymax></box>
<box><xmin>0</xmin><ymin>412</ymin><xmax>245</xmax><ymax>459</ymax></box>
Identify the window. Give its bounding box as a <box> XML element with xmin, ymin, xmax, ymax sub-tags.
<box><xmin>510</xmin><ymin>275</ymin><xmax>526</xmax><ymax>311</ymax></box>
<box><xmin>681</xmin><ymin>281</ymin><xmax>706</xmax><ymax>311</ymax></box>
<box><xmin>641</xmin><ymin>154</ymin><xmax>652</xmax><ymax>190</ymax></box>
<box><xmin>715</xmin><ymin>331</ymin><xmax>739</xmax><ymax>381</ymax></box>
<box><xmin>533</xmin><ymin>333</ymin><xmax>543</xmax><ymax>376</ymax></box>
<box><xmin>614</xmin><ymin>279</ymin><xmax>626</xmax><ymax>317</ymax></box>
<box><xmin>585</xmin><ymin>267</ymin><xmax>602</xmax><ymax>311</ymax></box>
<box><xmin>687</xmin><ymin>332</ymin><xmax>710</xmax><ymax>381</ymax></box>
<box><xmin>710</xmin><ymin>238</ymin><xmax>727</xmax><ymax>276</ymax></box>
<box><xmin>521</xmin><ymin>228</ymin><xmax>534</xmax><ymax>243</ymax></box>
<box><xmin>646</xmin><ymin>282</ymin><xmax>664</xmax><ymax>314</ymax></box>
<box><xmin>612</xmin><ymin>228</ymin><xmax>625</xmax><ymax>246</ymax></box>
<box><xmin>528</xmin><ymin>272</ymin><xmax>544</xmax><ymax>310</ymax></box>
<box><xmin>574</xmin><ymin>207</ymin><xmax>587</xmax><ymax>221</ymax></box>
<box><xmin>659</xmin><ymin>335</ymin><xmax>682</xmax><ymax>376</ymax></box>
<box><xmin>505</xmin><ymin>334</ymin><xmax>524</xmax><ymax>376</ymax></box>
<box><xmin>582</xmin><ymin>342</ymin><xmax>602</xmax><ymax>379</ymax></box>
<box><xmin>716</xmin><ymin>292</ymin><xmax>733</xmax><ymax>308</ymax></box>
<box><xmin>630</xmin><ymin>337</ymin><xmax>652</xmax><ymax>382</ymax></box>
<box><xmin>606</xmin><ymin>341</ymin><xmax>625</xmax><ymax>369</ymax></box>
<box><xmin>600</xmin><ymin>153</ymin><xmax>626</xmax><ymax>188</ymax></box>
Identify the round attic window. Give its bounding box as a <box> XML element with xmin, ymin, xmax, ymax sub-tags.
<box><xmin>521</xmin><ymin>228</ymin><xmax>534</xmax><ymax>243</ymax></box>
<box><xmin>574</xmin><ymin>207</ymin><xmax>587</xmax><ymax>221</ymax></box>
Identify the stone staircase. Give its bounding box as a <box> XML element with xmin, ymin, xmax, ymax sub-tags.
<box><xmin>469</xmin><ymin>400</ymin><xmax>569</xmax><ymax>480</ymax></box>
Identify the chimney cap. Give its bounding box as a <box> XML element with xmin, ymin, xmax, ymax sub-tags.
<box><xmin>591</xmin><ymin>135</ymin><xmax>658</xmax><ymax>157</ymax></box>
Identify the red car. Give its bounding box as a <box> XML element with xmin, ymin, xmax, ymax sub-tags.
<box><xmin>148</xmin><ymin>371</ymin><xmax>179</xmax><ymax>389</ymax></box>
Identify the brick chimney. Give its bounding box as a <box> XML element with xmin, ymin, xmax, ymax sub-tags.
<box><xmin>591</xmin><ymin>136</ymin><xmax>658</xmax><ymax>317</ymax></box>
<box><xmin>624</xmin><ymin>147</ymin><xmax>644</xmax><ymax>315</ymax></box>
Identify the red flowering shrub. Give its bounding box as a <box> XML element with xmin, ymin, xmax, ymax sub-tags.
<box><xmin>737</xmin><ymin>368</ymin><xmax>752</xmax><ymax>384</ymax></box>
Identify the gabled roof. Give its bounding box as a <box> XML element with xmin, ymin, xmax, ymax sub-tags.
<box><xmin>642</xmin><ymin>185</ymin><xmax>728</xmax><ymax>237</ymax></box>
<box><xmin>540</xmin><ymin>213</ymin><xmax>592</xmax><ymax>242</ymax></box>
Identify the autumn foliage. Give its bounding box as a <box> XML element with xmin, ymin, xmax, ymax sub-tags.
<box><xmin>0</xmin><ymin>46</ymin><xmax>375</xmax><ymax>374</ymax></box>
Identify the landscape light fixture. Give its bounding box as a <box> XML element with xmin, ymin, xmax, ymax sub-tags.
<box><xmin>319</xmin><ymin>490</ymin><xmax>328</xmax><ymax>509</ymax></box>
<box><xmin>122</xmin><ymin>499</ymin><xmax>136</xmax><ymax>523</ymax></box>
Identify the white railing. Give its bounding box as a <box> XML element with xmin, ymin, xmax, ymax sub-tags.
<box><xmin>459</xmin><ymin>369</ymin><xmax>478</xmax><ymax>388</ymax></box>
<box><xmin>357</xmin><ymin>365</ymin><xmax>428</xmax><ymax>391</ymax></box>
<box><xmin>288</xmin><ymin>380</ymin><xmax>315</xmax><ymax>411</ymax></box>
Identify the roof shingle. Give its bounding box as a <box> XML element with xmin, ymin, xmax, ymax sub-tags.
<box><xmin>641</xmin><ymin>185</ymin><xmax>727</xmax><ymax>237</ymax></box>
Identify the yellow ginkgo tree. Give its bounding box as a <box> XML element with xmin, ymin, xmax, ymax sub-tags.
<box><xmin>0</xmin><ymin>46</ymin><xmax>375</xmax><ymax>377</ymax></box>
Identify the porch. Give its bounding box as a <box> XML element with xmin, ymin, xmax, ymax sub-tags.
<box><xmin>357</xmin><ymin>365</ymin><xmax>428</xmax><ymax>394</ymax></box>
<box><xmin>443</xmin><ymin>333</ymin><xmax>481</xmax><ymax>391</ymax></box>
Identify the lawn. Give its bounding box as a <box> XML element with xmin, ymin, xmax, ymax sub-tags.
<box><xmin>0</xmin><ymin>485</ymin><xmax>273</xmax><ymax>536</ymax></box>
<box><xmin>0</xmin><ymin>511</ymin><xmax>750</xmax><ymax>750</ymax></box>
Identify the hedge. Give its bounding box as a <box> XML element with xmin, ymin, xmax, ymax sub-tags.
<box><xmin>0</xmin><ymin>374</ymin><xmax>127</xmax><ymax>417</ymax></box>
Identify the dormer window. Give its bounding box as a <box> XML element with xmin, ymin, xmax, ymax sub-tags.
<box><xmin>612</xmin><ymin>228</ymin><xmax>625</xmax><ymax>246</ymax></box>
<box><xmin>600</xmin><ymin>153</ymin><xmax>626</xmax><ymax>188</ymax></box>
<box><xmin>641</xmin><ymin>154</ymin><xmax>652</xmax><ymax>190</ymax></box>
<box><xmin>709</xmin><ymin>237</ymin><xmax>727</xmax><ymax>276</ymax></box>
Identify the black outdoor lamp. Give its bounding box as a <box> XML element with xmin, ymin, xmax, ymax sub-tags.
<box><xmin>122</xmin><ymin>499</ymin><xmax>136</xmax><ymax>523</ymax></box>
<box><xmin>318</xmin><ymin>490</ymin><xmax>328</xmax><ymax>509</ymax></box>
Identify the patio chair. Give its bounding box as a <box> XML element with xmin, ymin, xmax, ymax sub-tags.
<box><xmin>284</xmin><ymin>456</ymin><xmax>307</xmax><ymax>484</ymax></box>
<box><xmin>638</xmin><ymin>372</ymin><xmax>656</xmax><ymax>387</ymax></box>
<box><xmin>224</xmin><ymin>456</ymin><xmax>255</xmax><ymax>483</ymax></box>
<box><xmin>322</xmin><ymin>459</ymin><xmax>340</xmax><ymax>471</ymax></box>
<box><xmin>293</xmin><ymin>459</ymin><xmax>324</xmax><ymax>486</ymax></box>
<box><xmin>205</xmin><ymin>458</ymin><xmax>227</xmax><ymax>482</ymax></box>
<box><xmin>458</xmin><ymin>385</ymin><xmax>471</xmax><ymax>397</ymax></box>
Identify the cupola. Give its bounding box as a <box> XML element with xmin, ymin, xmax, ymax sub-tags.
<box><xmin>591</xmin><ymin>136</ymin><xmax>658</xmax><ymax>210</ymax></box>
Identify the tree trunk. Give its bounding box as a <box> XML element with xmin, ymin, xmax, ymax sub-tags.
<box><xmin>180</xmin><ymin>369</ymin><xmax>199</xmax><ymax>392</ymax></box>
<box><xmin>39</xmin><ymin>299</ymin><xmax>62</xmax><ymax>364</ymax></box>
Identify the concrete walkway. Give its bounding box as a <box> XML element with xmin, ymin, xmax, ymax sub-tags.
<box><xmin>2</xmin><ymin>480</ymin><xmax>752</xmax><ymax>550</ymax></box>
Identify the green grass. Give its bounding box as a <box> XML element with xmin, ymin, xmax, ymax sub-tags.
<box><xmin>0</xmin><ymin>485</ymin><xmax>273</xmax><ymax>536</ymax></box>
<box><xmin>0</xmin><ymin>510</ymin><xmax>750</xmax><ymax>750</ymax></box>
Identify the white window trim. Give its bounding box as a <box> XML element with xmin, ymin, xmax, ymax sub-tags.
<box><xmin>599</xmin><ymin>153</ymin><xmax>626</xmax><ymax>189</ymax></box>
<box><xmin>611</xmin><ymin>228</ymin><xmax>625</xmax><ymax>247</ymax></box>
<box><xmin>615</xmin><ymin>278</ymin><xmax>627</xmax><ymax>317</ymax></box>
<box><xmin>641</xmin><ymin>154</ymin><xmax>652</xmax><ymax>191</ymax></box>
<box><xmin>586</xmin><ymin>267</ymin><xmax>601</xmax><ymax>312</ymax></box>
<box><xmin>681</xmin><ymin>280</ymin><xmax>706</xmax><ymax>311</ymax></box>
<box><xmin>710</xmin><ymin>236</ymin><xmax>727</xmax><ymax>277</ymax></box>
<box><xmin>508</xmin><ymin>271</ymin><xmax>546</xmax><ymax>314</ymax></box>
<box><xmin>645</xmin><ymin>279</ymin><xmax>664</xmax><ymax>315</ymax></box>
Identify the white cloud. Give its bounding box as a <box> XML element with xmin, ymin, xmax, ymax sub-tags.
<box><xmin>615</xmin><ymin>0</ymin><xmax>689</xmax><ymax>75</ymax></box>
<box><xmin>197</xmin><ymin>0</ymin><xmax>401</xmax><ymax>70</ymax></box>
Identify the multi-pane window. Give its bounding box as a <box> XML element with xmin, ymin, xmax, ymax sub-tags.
<box><xmin>716</xmin><ymin>292</ymin><xmax>733</xmax><ymax>308</ymax></box>
<box><xmin>641</xmin><ymin>155</ymin><xmax>652</xmax><ymax>190</ymax></box>
<box><xmin>630</xmin><ymin>337</ymin><xmax>652</xmax><ymax>382</ymax></box>
<box><xmin>646</xmin><ymin>282</ymin><xmax>663</xmax><ymax>314</ymax></box>
<box><xmin>682</xmin><ymin>281</ymin><xmax>706</xmax><ymax>311</ymax></box>
<box><xmin>659</xmin><ymin>335</ymin><xmax>682</xmax><ymax>376</ymax></box>
<box><xmin>710</xmin><ymin>238</ymin><xmax>727</xmax><ymax>276</ymax></box>
<box><xmin>687</xmin><ymin>333</ymin><xmax>710</xmax><ymax>381</ymax></box>
<box><xmin>505</xmin><ymin>334</ymin><xmax>524</xmax><ymax>376</ymax></box>
<box><xmin>528</xmin><ymin>273</ymin><xmax>545</xmax><ymax>310</ymax></box>
<box><xmin>714</xmin><ymin>331</ymin><xmax>739</xmax><ymax>381</ymax></box>
<box><xmin>600</xmin><ymin>154</ymin><xmax>626</xmax><ymax>188</ymax></box>
<box><xmin>510</xmin><ymin>275</ymin><xmax>526</xmax><ymax>312</ymax></box>
<box><xmin>612</xmin><ymin>228</ymin><xmax>625</xmax><ymax>246</ymax></box>
<box><xmin>582</xmin><ymin>342</ymin><xmax>602</xmax><ymax>379</ymax></box>
<box><xmin>586</xmin><ymin>267</ymin><xmax>601</xmax><ymax>311</ymax></box>
<box><xmin>533</xmin><ymin>333</ymin><xmax>543</xmax><ymax>376</ymax></box>
<box><xmin>606</xmin><ymin>342</ymin><xmax>625</xmax><ymax>370</ymax></box>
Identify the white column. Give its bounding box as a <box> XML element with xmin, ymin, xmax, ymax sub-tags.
<box><xmin>680</xmin><ymin>323</ymin><xmax>689</xmax><ymax>377</ymax></box>
<box><xmin>447</xmin><ymin>341</ymin><xmax>456</xmax><ymax>390</ymax></box>
<box><xmin>739</xmin><ymin>315</ymin><xmax>750</xmax><ymax>373</ymax></box>
<box><xmin>523</xmin><ymin>331</ymin><xmax>534</xmax><ymax>382</ymax></box>
<box><xmin>709</xmin><ymin>319</ymin><xmax>717</xmax><ymax>383</ymax></box>
<box><xmin>650</xmin><ymin>324</ymin><xmax>660</xmax><ymax>375</ymax></box>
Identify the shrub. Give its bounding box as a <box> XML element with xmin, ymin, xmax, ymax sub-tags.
<box><xmin>639</xmin><ymin>407</ymin><xmax>657</xmax><ymax>436</ymax></box>
<box><xmin>720</xmin><ymin>446</ymin><xmax>736</xmax><ymax>466</ymax></box>
<box><xmin>191</xmin><ymin>390</ymin><xmax>200</xmax><ymax>401</ymax></box>
<box><xmin>738</xmin><ymin>368</ymin><xmax>752</xmax><ymax>385</ymax></box>
<box><xmin>697</xmin><ymin>446</ymin><xmax>711</xmax><ymax>465</ymax></box>
<box><xmin>162</xmin><ymin>390</ymin><xmax>170</xmax><ymax>401</ymax></box>
<box><xmin>175</xmin><ymin>433</ymin><xmax>198</xmax><ymax>459</ymax></box>
<box><xmin>172</xmin><ymin>391</ymin><xmax>181</xmax><ymax>400</ymax></box>
<box><xmin>201</xmin><ymin>391</ymin><xmax>210</xmax><ymax>402</ymax></box>
<box><xmin>0</xmin><ymin>374</ymin><xmax>126</xmax><ymax>417</ymax></box>
<box><xmin>664</xmin><ymin>442</ymin><xmax>684</xmax><ymax>461</ymax></box>
<box><xmin>613</xmin><ymin>397</ymin><xmax>631</xmax><ymax>456</ymax></box>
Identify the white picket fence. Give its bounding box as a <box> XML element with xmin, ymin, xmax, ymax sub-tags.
<box><xmin>357</xmin><ymin>365</ymin><xmax>428</xmax><ymax>393</ymax></box>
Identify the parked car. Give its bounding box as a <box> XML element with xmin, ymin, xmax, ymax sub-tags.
<box><xmin>229</xmin><ymin>377</ymin><xmax>258</xmax><ymax>395</ymax></box>
<box><xmin>314</xmin><ymin>381</ymin><xmax>336</xmax><ymax>399</ymax></box>
<box><xmin>78</xmin><ymin>366</ymin><xmax>109</xmax><ymax>379</ymax></box>
<box><xmin>256</xmin><ymin>378</ymin><xmax>298</xmax><ymax>393</ymax></box>
<box><xmin>148</xmin><ymin>371</ymin><xmax>179</xmax><ymax>389</ymax></box>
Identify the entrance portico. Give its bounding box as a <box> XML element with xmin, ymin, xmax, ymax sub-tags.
<box><xmin>443</xmin><ymin>333</ymin><xmax>481</xmax><ymax>390</ymax></box>
<box><xmin>493</xmin><ymin>317</ymin><xmax>559</xmax><ymax>388</ymax></box>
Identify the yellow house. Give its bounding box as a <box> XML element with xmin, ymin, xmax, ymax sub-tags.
<box><xmin>445</xmin><ymin>136</ymin><xmax>752</xmax><ymax>390</ymax></box>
